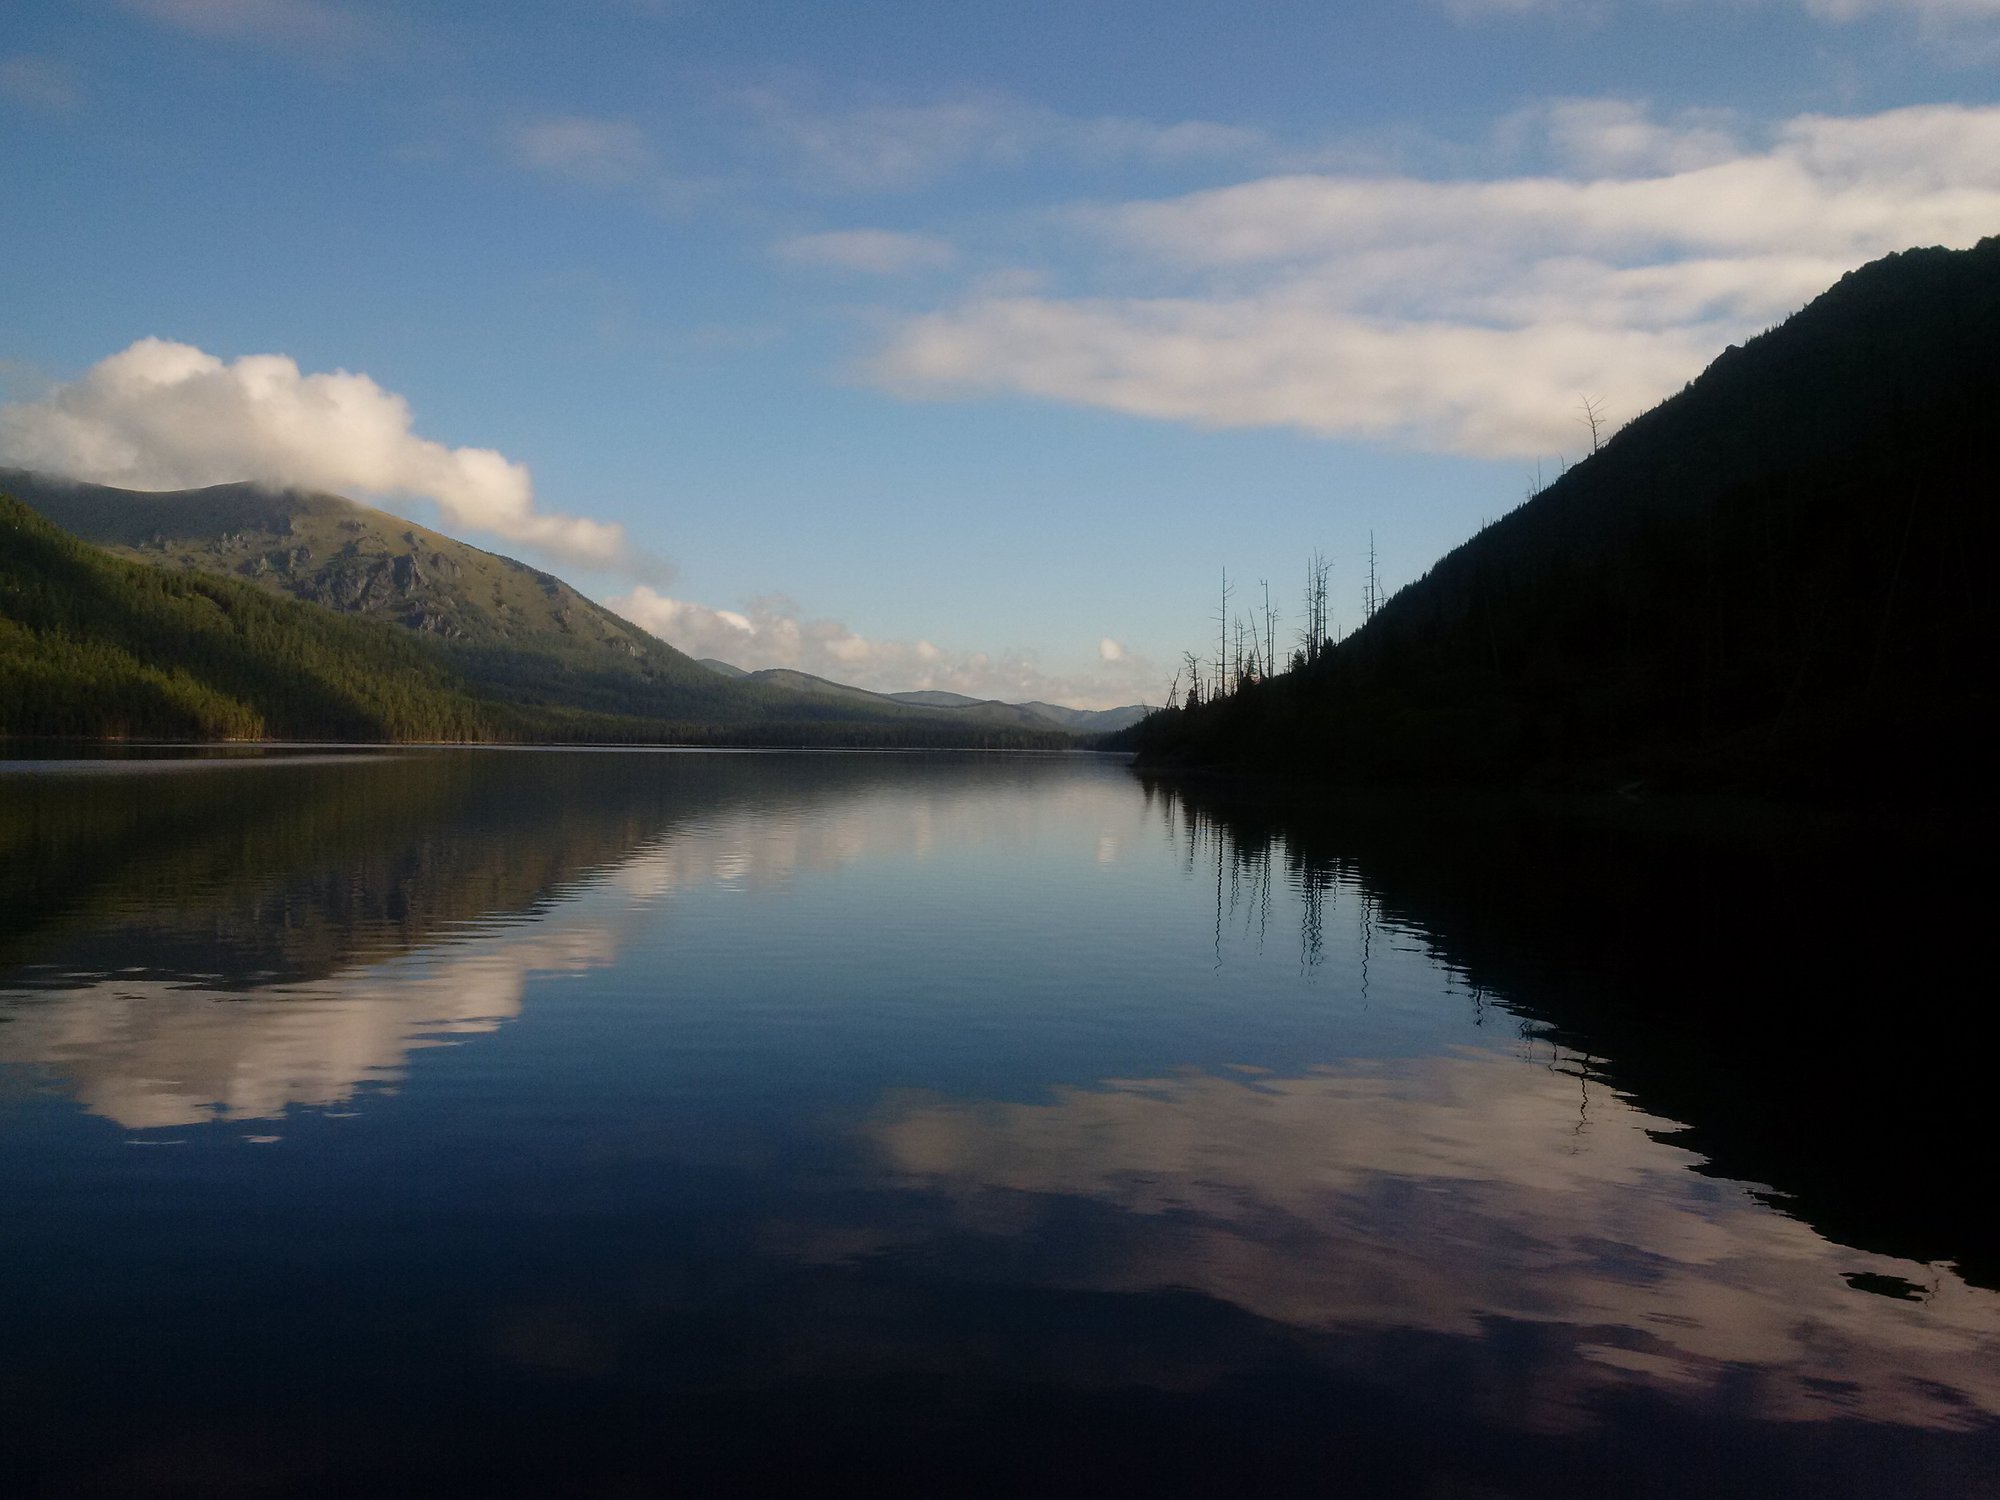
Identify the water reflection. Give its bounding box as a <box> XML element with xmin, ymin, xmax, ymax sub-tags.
<box><xmin>0</xmin><ymin>751</ymin><xmax>1127</xmax><ymax>1131</ymax></box>
<box><xmin>0</xmin><ymin>752</ymin><xmax>686</xmax><ymax>1129</ymax></box>
<box><xmin>863</xmin><ymin>1051</ymin><xmax>2000</xmax><ymax>1431</ymax></box>
<box><xmin>1137</xmin><ymin>778</ymin><xmax>1998</xmax><ymax>1289</ymax></box>
<box><xmin>0</xmin><ymin>927</ymin><xmax>615</xmax><ymax>1129</ymax></box>
<box><xmin>2</xmin><ymin>753</ymin><xmax>1994</xmax><ymax>1493</ymax></box>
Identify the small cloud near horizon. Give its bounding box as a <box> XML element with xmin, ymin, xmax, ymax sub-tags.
<box><xmin>611</xmin><ymin>586</ymin><xmax>1158</xmax><ymax>710</ymax></box>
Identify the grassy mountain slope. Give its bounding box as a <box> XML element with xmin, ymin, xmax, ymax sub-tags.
<box><xmin>1127</xmin><ymin>238</ymin><xmax>2000</xmax><ymax>799</ymax></box>
<box><xmin>0</xmin><ymin>493</ymin><xmax>491</xmax><ymax>741</ymax></box>
<box><xmin>1</xmin><ymin>470</ymin><xmax>660</xmax><ymax>651</ymax></box>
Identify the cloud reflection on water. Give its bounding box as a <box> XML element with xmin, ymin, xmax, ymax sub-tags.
<box><xmin>0</xmin><ymin>754</ymin><xmax>1144</xmax><ymax>1134</ymax></box>
<box><xmin>860</xmin><ymin>1051</ymin><xmax>2000</xmax><ymax>1430</ymax></box>
<box><xmin>0</xmin><ymin>925</ymin><xmax>617</xmax><ymax>1130</ymax></box>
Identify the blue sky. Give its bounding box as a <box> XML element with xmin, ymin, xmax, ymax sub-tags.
<box><xmin>3</xmin><ymin>0</ymin><xmax>1997</xmax><ymax>706</ymax></box>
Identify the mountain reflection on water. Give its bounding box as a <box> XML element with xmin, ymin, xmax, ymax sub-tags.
<box><xmin>1138</xmin><ymin>779</ymin><xmax>1996</xmax><ymax>1290</ymax></box>
<box><xmin>0</xmin><ymin>751</ymin><xmax>1994</xmax><ymax>1495</ymax></box>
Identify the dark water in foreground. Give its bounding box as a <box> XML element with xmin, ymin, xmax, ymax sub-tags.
<box><xmin>0</xmin><ymin>749</ymin><xmax>1993</xmax><ymax>1496</ymax></box>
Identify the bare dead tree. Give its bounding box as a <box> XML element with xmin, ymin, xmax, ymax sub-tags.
<box><xmin>1235</xmin><ymin>614</ymin><xmax>1259</xmax><ymax>685</ymax></box>
<box><xmin>1363</xmin><ymin>532</ymin><xmax>1382</xmax><ymax>623</ymax></box>
<box><xmin>1579</xmin><ymin>395</ymin><xmax>1607</xmax><ymax>455</ymax></box>
<box><xmin>1299</xmin><ymin>551</ymin><xmax>1331</xmax><ymax>664</ymax></box>
<box><xmin>1215</xmin><ymin>568</ymin><xmax>1234</xmax><ymax>699</ymax></box>
<box><xmin>1260</xmin><ymin>579</ymin><xmax>1278</xmax><ymax>680</ymax></box>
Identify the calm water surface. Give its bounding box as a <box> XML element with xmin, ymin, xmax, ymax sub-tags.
<box><xmin>0</xmin><ymin>749</ymin><xmax>1992</xmax><ymax>1495</ymax></box>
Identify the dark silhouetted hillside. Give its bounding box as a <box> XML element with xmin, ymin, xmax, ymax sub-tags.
<box><xmin>1127</xmin><ymin>239</ymin><xmax>2000</xmax><ymax>801</ymax></box>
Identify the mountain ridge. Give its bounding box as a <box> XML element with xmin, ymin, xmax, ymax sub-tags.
<box><xmin>0</xmin><ymin>471</ymin><xmax>1079</xmax><ymax>745</ymax></box>
<box><xmin>697</xmin><ymin>660</ymin><xmax>1150</xmax><ymax>733</ymax></box>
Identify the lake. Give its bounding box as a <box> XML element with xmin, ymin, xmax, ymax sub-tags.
<box><xmin>1</xmin><ymin>748</ymin><xmax>1993</xmax><ymax>1496</ymax></box>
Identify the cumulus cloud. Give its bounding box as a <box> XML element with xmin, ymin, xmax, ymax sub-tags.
<box><xmin>869</xmin><ymin>103</ymin><xmax>2000</xmax><ymax>458</ymax></box>
<box><xmin>742</xmin><ymin>87</ymin><xmax>1268</xmax><ymax>193</ymax></box>
<box><xmin>611</xmin><ymin>587</ymin><xmax>1157</xmax><ymax>710</ymax></box>
<box><xmin>0</xmin><ymin>338</ymin><xmax>651</xmax><ymax>574</ymax></box>
<box><xmin>776</xmin><ymin>229</ymin><xmax>957</xmax><ymax>275</ymax></box>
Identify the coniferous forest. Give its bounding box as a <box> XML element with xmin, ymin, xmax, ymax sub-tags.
<box><xmin>0</xmin><ymin>494</ymin><xmax>494</xmax><ymax>742</ymax></box>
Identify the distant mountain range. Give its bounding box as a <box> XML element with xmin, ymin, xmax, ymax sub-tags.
<box><xmin>695</xmin><ymin>660</ymin><xmax>1149</xmax><ymax>734</ymax></box>
<box><xmin>0</xmin><ymin>472</ymin><xmax>1099</xmax><ymax>747</ymax></box>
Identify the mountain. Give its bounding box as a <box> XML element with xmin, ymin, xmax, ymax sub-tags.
<box><xmin>0</xmin><ymin>492</ymin><xmax>492</xmax><ymax>741</ymax></box>
<box><xmin>742</xmin><ymin>668</ymin><xmax>1057</xmax><ymax>730</ymax></box>
<box><xmin>882</xmin><ymin>689</ymin><xmax>1147</xmax><ymax>732</ymax></box>
<box><xmin>701</xmin><ymin>663</ymin><xmax>1150</xmax><ymax>734</ymax></box>
<box><xmin>2</xmin><ymin>469</ymin><xmax>653</xmax><ymax>651</ymax></box>
<box><xmin>0</xmin><ymin>469</ymin><xmax>762</xmax><ymax>721</ymax></box>
<box><xmin>0</xmin><ymin>472</ymin><xmax>1074</xmax><ymax>746</ymax></box>
<box><xmin>1013</xmin><ymin>701</ymin><xmax>1149</xmax><ymax>734</ymax></box>
<box><xmin>1126</xmin><ymin>238</ymin><xmax>2000</xmax><ymax>800</ymax></box>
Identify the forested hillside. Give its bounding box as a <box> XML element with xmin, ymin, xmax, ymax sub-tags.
<box><xmin>1126</xmin><ymin>238</ymin><xmax>2000</xmax><ymax>800</ymax></box>
<box><xmin>0</xmin><ymin>470</ymin><xmax>802</xmax><ymax>724</ymax></box>
<box><xmin>1</xmin><ymin>471</ymin><xmax>1085</xmax><ymax>744</ymax></box>
<box><xmin>0</xmin><ymin>494</ymin><xmax>1074</xmax><ymax>747</ymax></box>
<box><xmin>0</xmin><ymin>493</ymin><xmax>491</xmax><ymax>741</ymax></box>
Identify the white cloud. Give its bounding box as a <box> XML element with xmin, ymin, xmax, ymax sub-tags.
<box><xmin>742</xmin><ymin>87</ymin><xmax>1268</xmax><ymax>193</ymax></box>
<box><xmin>0</xmin><ymin>55</ymin><xmax>81</xmax><ymax>113</ymax></box>
<box><xmin>869</xmin><ymin>103</ymin><xmax>2000</xmax><ymax>458</ymax></box>
<box><xmin>510</xmin><ymin>116</ymin><xmax>657</xmax><ymax>188</ymax></box>
<box><xmin>1098</xmin><ymin>638</ymin><xmax>1126</xmax><ymax>663</ymax></box>
<box><xmin>1508</xmin><ymin>98</ymin><xmax>1745</xmax><ymax>178</ymax></box>
<box><xmin>120</xmin><ymin>0</ymin><xmax>373</xmax><ymax>49</ymax></box>
<box><xmin>611</xmin><ymin>587</ymin><xmax>1157</xmax><ymax>710</ymax></box>
<box><xmin>0</xmin><ymin>338</ymin><xmax>651</xmax><ymax>574</ymax></box>
<box><xmin>776</xmin><ymin>229</ymin><xmax>957</xmax><ymax>275</ymax></box>
<box><xmin>1800</xmin><ymin>0</ymin><xmax>2000</xmax><ymax>18</ymax></box>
